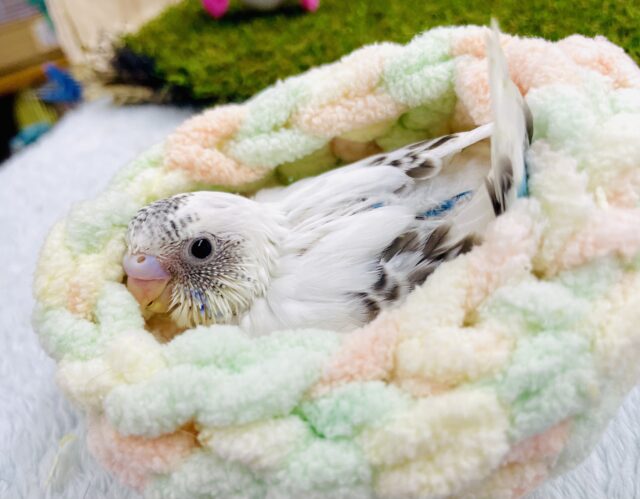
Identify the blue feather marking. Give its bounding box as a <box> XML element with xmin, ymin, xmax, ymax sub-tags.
<box><xmin>423</xmin><ymin>190</ymin><xmax>473</xmax><ymax>218</ymax></box>
<box><xmin>517</xmin><ymin>161</ymin><xmax>529</xmax><ymax>197</ymax></box>
<box><xmin>191</xmin><ymin>290</ymin><xmax>207</xmax><ymax>316</ymax></box>
<box><xmin>370</xmin><ymin>190</ymin><xmax>475</xmax><ymax>218</ymax></box>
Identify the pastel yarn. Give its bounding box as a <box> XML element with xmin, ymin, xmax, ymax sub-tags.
<box><xmin>34</xmin><ymin>26</ymin><xmax>640</xmax><ymax>498</ymax></box>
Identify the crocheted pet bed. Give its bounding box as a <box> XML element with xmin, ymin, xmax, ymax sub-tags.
<box><xmin>34</xmin><ymin>26</ymin><xmax>640</xmax><ymax>498</ymax></box>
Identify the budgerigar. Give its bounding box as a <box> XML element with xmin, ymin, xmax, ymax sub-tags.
<box><xmin>123</xmin><ymin>25</ymin><xmax>532</xmax><ymax>336</ymax></box>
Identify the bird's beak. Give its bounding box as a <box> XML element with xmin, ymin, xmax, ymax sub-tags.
<box><xmin>123</xmin><ymin>253</ymin><xmax>171</xmax><ymax>308</ymax></box>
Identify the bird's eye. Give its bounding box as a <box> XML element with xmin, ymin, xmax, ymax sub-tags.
<box><xmin>189</xmin><ymin>238</ymin><xmax>213</xmax><ymax>260</ymax></box>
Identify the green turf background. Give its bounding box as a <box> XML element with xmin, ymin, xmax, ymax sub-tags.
<box><xmin>121</xmin><ymin>0</ymin><xmax>640</xmax><ymax>104</ymax></box>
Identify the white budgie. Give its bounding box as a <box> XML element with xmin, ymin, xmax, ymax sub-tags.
<box><xmin>123</xmin><ymin>25</ymin><xmax>532</xmax><ymax>336</ymax></box>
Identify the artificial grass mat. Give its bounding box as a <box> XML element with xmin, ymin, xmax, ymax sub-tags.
<box><xmin>116</xmin><ymin>0</ymin><xmax>640</xmax><ymax>104</ymax></box>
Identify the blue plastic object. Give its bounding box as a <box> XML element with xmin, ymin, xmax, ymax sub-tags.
<box><xmin>10</xmin><ymin>122</ymin><xmax>52</xmax><ymax>152</ymax></box>
<box><xmin>38</xmin><ymin>64</ymin><xmax>82</xmax><ymax>104</ymax></box>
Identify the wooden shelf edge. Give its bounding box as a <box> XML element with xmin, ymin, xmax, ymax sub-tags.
<box><xmin>0</xmin><ymin>54</ymin><xmax>67</xmax><ymax>96</ymax></box>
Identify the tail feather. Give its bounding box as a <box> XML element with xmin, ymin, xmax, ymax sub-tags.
<box><xmin>446</xmin><ymin>21</ymin><xmax>532</xmax><ymax>242</ymax></box>
<box><xmin>486</xmin><ymin>19</ymin><xmax>531</xmax><ymax>207</ymax></box>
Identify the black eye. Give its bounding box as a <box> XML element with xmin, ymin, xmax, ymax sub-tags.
<box><xmin>189</xmin><ymin>238</ymin><xmax>213</xmax><ymax>260</ymax></box>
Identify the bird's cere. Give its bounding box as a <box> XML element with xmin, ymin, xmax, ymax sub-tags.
<box><xmin>122</xmin><ymin>254</ymin><xmax>170</xmax><ymax>281</ymax></box>
<box><xmin>122</xmin><ymin>253</ymin><xmax>171</xmax><ymax>308</ymax></box>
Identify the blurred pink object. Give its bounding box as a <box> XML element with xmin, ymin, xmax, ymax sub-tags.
<box><xmin>202</xmin><ymin>0</ymin><xmax>319</xmax><ymax>18</ymax></box>
<box><xmin>300</xmin><ymin>0</ymin><xmax>319</xmax><ymax>11</ymax></box>
<box><xmin>202</xmin><ymin>0</ymin><xmax>229</xmax><ymax>18</ymax></box>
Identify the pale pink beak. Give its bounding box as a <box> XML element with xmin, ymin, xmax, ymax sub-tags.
<box><xmin>123</xmin><ymin>254</ymin><xmax>171</xmax><ymax>307</ymax></box>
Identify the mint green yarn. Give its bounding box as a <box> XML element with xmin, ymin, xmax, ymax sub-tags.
<box><xmin>483</xmin><ymin>280</ymin><xmax>590</xmax><ymax>334</ymax></box>
<box><xmin>227</xmin><ymin>130</ymin><xmax>327</xmax><ymax>169</ymax></box>
<box><xmin>379</xmin><ymin>29</ymin><xmax>456</xmax><ymax>153</ymax></box>
<box><xmin>165</xmin><ymin>327</ymin><xmax>340</xmax><ymax>372</ymax></box>
<box><xmin>299</xmin><ymin>382</ymin><xmax>410</xmax><ymax>439</ymax></box>
<box><xmin>498</xmin><ymin>331</ymin><xmax>596</xmax><ymax>440</ymax></box>
<box><xmin>228</xmin><ymin>77</ymin><xmax>329</xmax><ymax>168</ymax></box>
<box><xmin>105</xmin><ymin>329</ymin><xmax>340</xmax><ymax>437</ymax></box>
<box><xmin>33</xmin><ymin>283</ymin><xmax>142</xmax><ymax>362</ymax></box>
<box><xmin>611</xmin><ymin>87</ymin><xmax>640</xmax><ymax>114</ymax></box>
<box><xmin>65</xmin><ymin>147</ymin><xmax>165</xmax><ymax>254</ymax></box>
<box><xmin>527</xmin><ymin>78</ymin><xmax>616</xmax><ymax>160</ymax></box>
<box><xmin>553</xmin><ymin>257</ymin><xmax>624</xmax><ymax>300</ymax></box>
<box><xmin>147</xmin><ymin>427</ymin><xmax>371</xmax><ymax>499</ymax></box>
<box><xmin>109</xmin><ymin>144</ymin><xmax>165</xmax><ymax>188</ymax></box>
<box><xmin>482</xmin><ymin>280</ymin><xmax>600</xmax><ymax>440</ymax></box>
<box><xmin>33</xmin><ymin>306</ymin><xmax>102</xmax><ymax>362</ymax></box>
<box><xmin>383</xmin><ymin>29</ymin><xmax>455</xmax><ymax>108</ymax></box>
<box><xmin>147</xmin><ymin>451</ymin><xmax>265</xmax><ymax>499</ymax></box>
<box><xmin>527</xmin><ymin>85</ymin><xmax>597</xmax><ymax>156</ymax></box>
<box><xmin>94</xmin><ymin>282</ymin><xmax>147</xmax><ymax>336</ymax></box>
<box><xmin>164</xmin><ymin>326</ymin><xmax>261</xmax><ymax>370</ymax></box>
<box><xmin>271</xmin><ymin>439</ymin><xmax>371</xmax><ymax>498</ymax></box>
<box><xmin>64</xmin><ymin>193</ymin><xmax>135</xmax><ymax>255</ymax></box>
<box><xmin>385</xmin><ymin>60</ymin><xmax>455</xmax><ymax>110</ymax></box>
<box><xmin>238</xmin><ymin>78</ymin><xmax>310</xmax><ymax>138</ymax></box>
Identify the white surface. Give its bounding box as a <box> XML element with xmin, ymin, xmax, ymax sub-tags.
<box><xmin>0</xmin><ymin>99</ymin><xmax>637</xmax><ymax>498</ymax></box>
<box><xmin>0</xmin><ymin>100</ymin><xmax>191</xmax><ymax>499</ymax></box>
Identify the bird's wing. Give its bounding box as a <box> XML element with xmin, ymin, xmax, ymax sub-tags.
<box><xmin>357</xmin><ymin>23</ymin><xmax>532</xmax><ymax>316</ymax></box>
<box><xmin>252</xmin><ymin>23</ymin><xmax>531</xmax><ymax>331</ymax></box>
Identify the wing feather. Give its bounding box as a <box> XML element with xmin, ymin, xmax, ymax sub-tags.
<box><xmin>255</xmin><ymin>22</ymin><xmax>532</xmax><ymax>332</ymax></box>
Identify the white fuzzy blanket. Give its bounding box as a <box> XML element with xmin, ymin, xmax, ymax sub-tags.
<box><xmin>0</xmin><ymin>100</ymin><xmax>637</xmax><ymax>498</ymax></box>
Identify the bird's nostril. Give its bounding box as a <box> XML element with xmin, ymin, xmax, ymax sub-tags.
<box><xmin>137</xmin><ymin>255</ymin><xmax>146</xmax><ymax>264</ymax></box>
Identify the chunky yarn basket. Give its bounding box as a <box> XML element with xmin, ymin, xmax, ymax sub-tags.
<box><xmin>34</xmin><ymin>26</ymin><xmax>640</xmax><ymax>498</ymax></box>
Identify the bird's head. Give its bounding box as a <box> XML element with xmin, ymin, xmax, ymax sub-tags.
<box><xmin>123</xmin><ymin>192</ymin><xmax>282</xmax><ymax>328</ymax></box>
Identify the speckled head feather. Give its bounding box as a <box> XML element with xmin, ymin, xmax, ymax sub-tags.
<box><xmin>126</xmin><ymin>193</ymin><xmax>197</xmax><ymax>251</ymax></box>
<box><xmin>125</xmin><ymin>191</ymin><xmax>284</xmax><ymax>327</ymax></box>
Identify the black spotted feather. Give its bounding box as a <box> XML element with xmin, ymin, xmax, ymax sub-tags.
<box><xmin>349</xmin><ymin>25</ymin><xmax>532</xmax><ymax>321</ymax></box>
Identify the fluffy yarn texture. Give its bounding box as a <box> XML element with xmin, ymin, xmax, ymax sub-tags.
<box><xmin>33</xmin><ymin>26</ymin><xmax>640</xmax><ymax>498</ymax></box>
